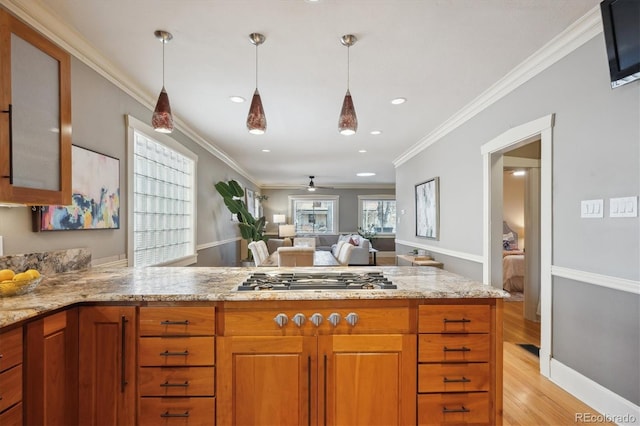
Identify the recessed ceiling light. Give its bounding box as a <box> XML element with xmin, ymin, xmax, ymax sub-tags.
<box><xmin>391</xmin><ymin>97</ymin><xmax>406</xmax><ymax>105</ymax></box>
<box><xmin>229</xmin><ymin>96</ymin><xmax>246</xmax><ymax>103</ymax></box>
<box><xmin>356</xmin><ymin>172</ymin><xmax>376</xmax><ymax>177</ymax></box>
<box><xmin>512</xmin><ymin>170</ymin><xmax>526</xmax><ymax>176</ymax></box>
<box><xmin>358</xmin><ymin>149</ymin><xmax>367</xmax><ymax>153</ymax></box>
<box><xmin>305</xmin><ymin>0</ymin><xmax>321</xmax><ymax>3</ymax></box>
<box><xmin>370</xmin><ymin>130</ymin><xmax>382</xmax><ymax>135</ymax></box>
<box><xmin>261</xmin><ymin>149</ymin><xmax>271</xmax><ymax>153</ymax></box>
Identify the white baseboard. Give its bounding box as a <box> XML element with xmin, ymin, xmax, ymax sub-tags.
<box><xmin>550</xmin><ymin>359</ymin><xmax>640</xmax><ymax>426</ymax></box>
<box><xmin>92</xmin><ymin>254</ymin><xmax>127</xmax><ymax>268</ymax></box>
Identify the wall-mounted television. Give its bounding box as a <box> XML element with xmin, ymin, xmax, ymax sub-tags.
<box><xmin>600</xmin><ymin>0</ymin><xmax>640</xmax><ymax>88</ymax></box>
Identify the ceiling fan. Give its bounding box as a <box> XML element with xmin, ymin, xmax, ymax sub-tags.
<box><xmin>304</xmin><ymin>176</ymin><xmax>333</xmax><ymax>192</ymax></box>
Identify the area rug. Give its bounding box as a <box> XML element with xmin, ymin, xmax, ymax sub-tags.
<box><xmin>517</xmin><ymin>343</ymin><xmax>540</xmax><ymax>357</ymax></box>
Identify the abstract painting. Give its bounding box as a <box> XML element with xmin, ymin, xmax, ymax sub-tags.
<box><xmin>415</xmin><ymin>177</ymin><xmax>439</xmax><ymax>239</ymax></box>
<box><xmin>39</xmin><ymin>145</ymin><xmax>120</xmax><ymax>230</ymax></box>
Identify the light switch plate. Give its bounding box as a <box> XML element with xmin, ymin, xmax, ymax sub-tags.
<box><xmin>610</xmin><ymin>196</ymin><xmax>638</xmax><ymax>218</ymax></box>
<box><xmin>581</xmin><ymin>199</ymin><xmax>604</xmax><ymax>218</ymax></box>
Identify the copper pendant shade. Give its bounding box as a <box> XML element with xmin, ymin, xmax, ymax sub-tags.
<box><xmin>152</xmin><ymin>30</ymin><xmax>174</xmax><ymax>133</ymax></box>
<box><xmin>338</xmin><ymin>34</ymin><xmax>358</xmax><ymax>135</ymax></box>
<box><xmin>247</xmin><ymin>33</ymin><xmax>267</xmax><ymax>135</ymax></box>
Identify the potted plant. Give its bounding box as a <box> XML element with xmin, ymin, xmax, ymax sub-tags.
<box><xmin>357</xmin><ymin>225</ymin><xmax>377</xmax><ymax>247</ymax></box>
<box><xmin>215</xmin><ymin>180</ymin><xmax>267</xmax><ymax>263</ymax></box>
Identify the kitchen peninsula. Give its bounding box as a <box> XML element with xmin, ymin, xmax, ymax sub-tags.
<box><xmin>0</xmin><ymin>266</ymin><xmax>506</xmax><ymax>425</ymax></box>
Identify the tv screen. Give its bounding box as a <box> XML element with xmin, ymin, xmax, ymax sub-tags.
<box><xmin>600</xmin><ymin>0</ymin><xmax>640</xmax><ymax>88</ymax></box>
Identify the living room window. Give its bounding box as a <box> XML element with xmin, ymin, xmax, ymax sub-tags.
<box><xmin>289</xmin><ymin>195</ymin><xmax>339</xmax><ymax>234</ymax></box>
<box><xmin>126</xmin><ymin>115</ymin><xmax>197</xmax><ymax>267</ymax></box>
<box><xmin>358</xmin><ymin>195</ymin><xmax>396</xmax><ymax>235</ymax></box>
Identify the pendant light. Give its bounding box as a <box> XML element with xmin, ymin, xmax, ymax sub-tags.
<box><xmin>151</xmin><ymin>30</ymin><xmax>174</xmax><ymax>133</ymax></box>
<box><xmin>338</xmin><ymin>34</ymin><xmax>358</xmax><ymax>135</ymax></box>
<box><xmin>247</xmin><ymin>33</ymin><xmax>267</xmax><ymax>135</ymax></box>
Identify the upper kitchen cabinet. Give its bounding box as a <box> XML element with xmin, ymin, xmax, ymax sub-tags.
<box><xmin>0</xmin><ymin>8</ymin><xmax>71</xmax><ymax>205</ymax></box>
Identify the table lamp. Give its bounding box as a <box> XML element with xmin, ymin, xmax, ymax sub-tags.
<box><xmin>278</xmin><ymin>224</ymin><xmax>296</xmax><ymax>245</ymax></box>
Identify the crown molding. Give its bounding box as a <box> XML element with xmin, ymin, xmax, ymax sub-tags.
<box><xmin>393</xmin><ymin>5</ymin><xmax>602</xmax><ymax>167</ymax></box>
<box><xmin>261</xmin><ymin>184</ymin><xmax>396</xmax><ymax>191</ymax></box>
<box><xmin>0</xmin><ymin>0</ymin><xmax>259</xmax><ymax>188</ymax></box>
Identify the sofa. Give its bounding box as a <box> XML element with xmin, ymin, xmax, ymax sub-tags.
<box><xmin>330</xmin><ymin>234</ymin><xmax>371</xmax><ymax>265</ymax></box>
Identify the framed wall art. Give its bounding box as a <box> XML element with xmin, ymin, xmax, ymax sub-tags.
<box><xmin>245</xmin><ymin>188</ymin><xmax>255</xmax><ymax>216</ymax></box>
<box><xmin>415</xmin><ymin>177</ymin><xmax>439</xmax><ymax>239</ymax></box>
<box><xmin>36</xmin><ymin>145</ymin><xmax>120</xmax><ymax>231</ymax></box>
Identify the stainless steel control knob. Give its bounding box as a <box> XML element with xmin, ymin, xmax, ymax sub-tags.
<box><xmin>292</xmin><ymin>313</ymin><xmax>306</xmax><ymax>327</ymax></box>
<box><xmin>273</xmin><ymin>313</ymin><xmax>289</xmax><ymax>327</ymax></box>
<box><xmin>345</xmin><ymin>312</ymin><xmax>359</xmax><ymax>326</ymax></box>
<box><xmin>310</xmin><ymin>313</ymin><xmax>323</xmax><ymax>327</ymax></box>
<box><xmin>328</xmin><ymin>313</ymin><xmax>341</xmax><ymax>326</ymax></box>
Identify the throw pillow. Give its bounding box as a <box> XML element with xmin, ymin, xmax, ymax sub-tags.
<box><xmin>348</xmin><ymin>236</ymin><xmax>360</xmax><ymax>246</ymax></box>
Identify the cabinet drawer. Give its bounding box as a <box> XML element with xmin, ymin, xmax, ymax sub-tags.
<box><xmin>139</xmin><ymin>337</ymin><xmax>215</xmax><ymax>366</ymax></box>
<box><xmin>0</xmin><ymin>328</ymin><xmax>22</xmax><ymax>372</ymax></box>
<box><xmin>419</xmin><ymin>334</ymin><xmax>490</xmax><ymax>362</ymax></box>
<box><xmin>139</xmin><ymin>397</ymin><xmax>215</xmax><ymax>426</ymax></box>
<box><xmin>139</xmin><ymin>367</ymin><xmax>215</xmax><ymax>396</ymax></box>
<box><xmin>419</xmin><ymin>305</ymin><xmax>490</xmax><ymax>333</ymax></box>
<box><xmin>418</xmin><ymin>363</ymin><xmax>489</xmax><ymax>393</ymax></box>
<box><xmin>0</xmin><ymin>401</ymin><xmax>22</xmax><ymax>426</ymax></box>
<box><xmin>140</xmin><ymin>307</ymin><xmax>215</xmax><ymax>336</ymax></box>
<box><xmin>0</xmin><ymin>365</ymin><xmax>21</xmax><ymax>413</ymax></box>
<box><xmin>418</xmin><ymin>392</ymin><xmax>489</xmax><ymax>425</ymax></box>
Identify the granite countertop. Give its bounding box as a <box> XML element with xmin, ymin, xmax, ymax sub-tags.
<box><xmin>0</xmin><ymin>266</ymin><xmax>508</xmax><ymax>328</ymax></box>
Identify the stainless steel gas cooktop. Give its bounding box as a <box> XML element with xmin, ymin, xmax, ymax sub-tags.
<box><xmin>236</xmin><ymin>271</ymin><xmax>396</xmax><ymax>291</ymax></box>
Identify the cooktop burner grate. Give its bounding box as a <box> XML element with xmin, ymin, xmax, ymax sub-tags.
<box><xmin>237</xmin><ymin>271</ymin><xmax>396</xmax><ymax>291</ymax></box>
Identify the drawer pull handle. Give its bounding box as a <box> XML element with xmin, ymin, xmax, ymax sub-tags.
<box><xmin>160</xmin><ymin>320</ymin><xmax>190</xmax><ymax>326</ymax></box>
<box><xmin>160</xmin><ymin>350</ymin><xmax>190</xmax><ymax>356</ymax></box>
<box><xmin>443</xmin><ymin>346</ymin><xmax>470</xmax><ymax>352</ymax></box>
<box><xmin>442</xmin><ymin>406</ymin><xmax>470</xmax><ymax>414</ymax></box>
<box><xmin>443</xmin><ymin>318</ymin><xmax>471</xmax><ymax>323</ymax></box>
<box><xmin>443</xmin><ymin>376</ymin><xmax>471</xmax><ymax>383</ymax></box>
<box><xmin>160</xmin><ymin>381</ymin><xmax>190</xmax><ymax>387</ymax></box>
<box><xmin>160</xmin><ymin>411</ymin><xmax>190</xmax><ymax>418</ymax></box>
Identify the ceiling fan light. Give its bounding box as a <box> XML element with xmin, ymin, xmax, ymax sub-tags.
<box><xmin>307</xmin><ymin>186</ymin><xmax>316</xmax><ymax>192</ymax></box>
<box><xmin>338</xmin><ymin>89</ymin><xmax>357</xmax><ymax>135</ymax></box>
<box><xmin>152</xmin><ymin>86</ymin><xmax>173</xmax><ymax>133</ymax></box>
<box><xmin>247</xmin><ymin>88</ymin><xmax>266</xmax><ymax>134</ymax></box>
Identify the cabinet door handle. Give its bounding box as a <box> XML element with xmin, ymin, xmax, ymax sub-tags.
<box><xmin>160</xmin><ymin>381</ymin><xmax>190</xmax><ymax>388</ymax></box>
<box><xmin>160</xmin><ymin>320</ymin><xmax>190</xmax><ymax>326</ymax></box>
<box><xmin>1</xmin><ymin>104</ymin><xmax>13</xmax><ymax>183</ymax></box>
<box><xmin>323</xmin><ymin>354</ymin><xmax>328</xmax><ymax>426</ymax></box>
<box><xmin>160</xmin><ymin>350</ymin><xmax>190</xmax><ymax>356</ymax></box>
<box><xmin>160</xmin><ymin>411</ymin><xmax>190</xmax><ymax>418</ymax></box>
<box><xmin>443</xmin><ymin>317</ymin><xmax>471</xmax><ymax>323</ymax></box>
<box><xmin>442</xmin><ymin>406</ymin><xmax>470</xmax><ymax>414</ymax></box>
<box><xmin>307</xmin><ymin>356</ymin><xmax>311</xmax><ymax>426</ymax></box>
<box><xmin>443</xmin><ymin>346</ymin><xmax>471</xmax><ymax>352</ymax></box>
<box><xmin>120</xmin><ymin>315</ymin><xmax>128</xmax><ymax>392</ymax></box>
<box><xmin>443</xmin><ymin>376</ymin><xmax>471</xmax><ymax>383</ymax></box>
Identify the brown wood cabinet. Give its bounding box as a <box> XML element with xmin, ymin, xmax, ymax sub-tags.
<box><xmin>78</xmin><ymin>306</ymin><xmax>136</xmax><ymax>426</ymax></box>
<box><xmin>24</xmin><ymin>308</ymin><xmax>79</xmax><ymax>425</ymax></box>
<box><xmin>0</xmin><ymin>8</ymin><xmax>71</xmax><ymax>205</ymax></box>
<box><xmin>417</xmin><ymin>300</ymin><xmax>503</xmax><ymax>426</ymax></box>
<box><xmin>217</xmin><ymin>300</ymin><xmax>416</xmax><ymax>426</ymax></box>
<box><xmin>0</xmin><ymin>326</ymin><xmax>22</xmax><ymax>425</ymax></box>
<box><xmin>138</xmin><ymin>306</ymin><xmax>216</xmax><ymax>426</ymax></box>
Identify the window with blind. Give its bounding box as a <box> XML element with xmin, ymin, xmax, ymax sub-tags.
<box><xmin>126</xmin><ymin>115</ymin><xmax>197</xmax><ymax>267</ymax></box>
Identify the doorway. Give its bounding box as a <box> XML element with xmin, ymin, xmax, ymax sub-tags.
<box><xmin>481</xmin><ymin>114</ymin><xmax>554</xmax><ymax>376</ymax></box>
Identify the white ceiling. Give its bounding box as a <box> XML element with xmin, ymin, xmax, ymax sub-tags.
<box><xmin>13</xmin><ymin>0</ymin><xmax>599</xmax><ymax>188</ymax></box>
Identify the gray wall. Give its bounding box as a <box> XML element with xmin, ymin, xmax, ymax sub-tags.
<box><xmin>395</xmin><ymin>35</ymin><xmax>639</xmax><ymax>404</ymax></box>
<box><xmin>0</xmin><ymin>58</ymin><xmax>255</xmax><ymax>266</ymax></box>
<box><xmin>260</xmin><ymin>188</ymin><xmax>395</xmax><ymax>235</ymax></box>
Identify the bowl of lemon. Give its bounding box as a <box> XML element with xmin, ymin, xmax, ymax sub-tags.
<box><xmin>0</xmin><ymin>268</ymin><xmax>43</xmax><ymax>297</ymax></box>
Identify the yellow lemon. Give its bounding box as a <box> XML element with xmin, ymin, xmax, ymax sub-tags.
<box><xmin>25</xmin><ymin>269</ymin><xmax>41</xmax><ymax>279</ymax></box>
<box><xmin>12</xmin><ymin>272</ymin><xmax>32</xmax><ymax>281</ymax></box>
<box><xmin>0</xmin><ymin>269</ymin><xmax>15</xmax><ymax>281</ymax></box>
<box><xmin>0</xmin><ymin>281</ymin><xmax>19</xmax><ymax>296</ymax></box>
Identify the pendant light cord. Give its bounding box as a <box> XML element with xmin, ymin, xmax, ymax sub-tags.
<box><xmin>255</xmin><ymin>43</ymin><xmax>259</xmax><ymax>89</ymax></box>
<box><xmin>347</xmin><ymin>45</ymin><xmax>350</xmax><ymax>90</ymax></box>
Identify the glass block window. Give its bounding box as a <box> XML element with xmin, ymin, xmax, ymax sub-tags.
<box><xmin>358</xmin><ymin>195</ymin><xmax>396</xmax><ymax>234</ymax></box>
<box><xmin>127</xmin><ymin>116</ymin><xmax>197</xmax><ymax>267</ymax></box>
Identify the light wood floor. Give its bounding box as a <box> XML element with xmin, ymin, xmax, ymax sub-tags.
<box><xmin>503</xmin><ymin>300</ymin><xmax>612</xmax><ymax>425</ymax></box>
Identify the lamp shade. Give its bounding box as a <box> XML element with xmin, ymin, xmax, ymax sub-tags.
<box><xmin>152</xmin><ymin>86</ymin><xmax>174</xmax><ymax>133</ymax></box>
<box><xmin>273</xmin><ymin>214</ymin><xmax>286</xmax><ymax>224</ymax></box>
<box><xmin>279</xmin><ymin>224</ymin><xmax>296</xmax><ymax>238</ymax></box>
<box><xmin>338</xmin><ymin>89</ymin><xmax>357</xmax><ymax>135</ymax></box>
<box><xmin>247</xmin><ymin>89</ymin><xmax>266</xmax><ymax>134</ymax></box>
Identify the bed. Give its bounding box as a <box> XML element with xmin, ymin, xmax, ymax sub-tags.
<box><xmin>502</xmin><ymin>222</ymin><xmax>524</xmax><ymax>292</ymax></box>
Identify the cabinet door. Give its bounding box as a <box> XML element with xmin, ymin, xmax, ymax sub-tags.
<box><xmin>217</xmin><ymin>336</ymin><xmax>316</xmax><ymax>426</ymax></box>
<box><xmin>79</xmin><ymin>306</ymin><xmax>136</xmax><ymax>426</ymax></box>
<box><xmin>320</xmin><ymin>334</ymin><xmax>416</xmax><ymax>426</ymax></box>
<box><xmin>24</xmin><ymin>308</ymin><xmax>79</xmax><ymax>425</ymax></box>
<box><xmin>0</xmin><ymin>9</ymin><xmax>71</xmax><ymax>205</ymax></box>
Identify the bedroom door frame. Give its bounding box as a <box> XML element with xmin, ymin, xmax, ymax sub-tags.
<box><xmin>481</xmin><ymin>114</ymin><xmax>554</xmax><ymax>378</ymax></box>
